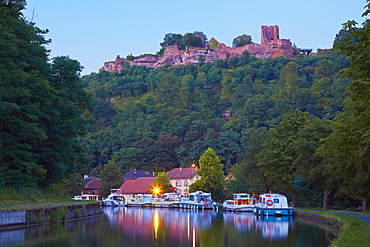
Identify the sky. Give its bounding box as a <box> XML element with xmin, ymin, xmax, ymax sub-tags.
<box><xmin>23</xmin><ymin>0</ymin><xmax>367</xmax><ymax>75</ymax></box>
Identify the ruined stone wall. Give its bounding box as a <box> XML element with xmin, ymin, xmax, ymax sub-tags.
<box><xmin>100</xmin><ymin>25</ymin><xmax>298</xmax><ymax>72</ymax></box>
<box><xmin>261</xmin><ymin>25</ymin><xmax>279</xmax><ymax>45</ymax></box>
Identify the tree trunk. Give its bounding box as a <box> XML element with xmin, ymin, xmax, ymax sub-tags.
<box><xmin>362</xmin><ymin>194</ymin><xmax>367</xmax><ymax>213</ymax></box>
<box><xmin>323</xmin><ymin>190</ymin><xmax>330</xmax><ymax>209</ymax></box>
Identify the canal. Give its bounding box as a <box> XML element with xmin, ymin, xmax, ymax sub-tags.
<box><xmin>0</xmin><ymin>207</ymin><xmax>336</xmax><ymax>247</ymax></box>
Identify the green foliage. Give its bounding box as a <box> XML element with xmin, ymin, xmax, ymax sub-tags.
<box><xmin>154</xmin><ymin>171</ymin><xmax>172</xmax><ymax>193</ymax></box>
<box><xmin>326</xmin><ymin>213</ymin><xmax>370</xmax><ymax>247</ymax></box>
<box><xmin>257</xmin><ymin>110</ymin><xmax>308</xmax><ymax>194</ymax></box>
<box><xmin>209</xmin><ymin>39</ymin><xmax>219</xmax><ymax>49</ymax></box>
<box><xmin>160</xmin><ymin>33</ymin><xmax>185</xmax><ymax>50</ymax></box>
<box><xmin>322</xmin><ymin>2</ymin><xmax>370</xmax><ymax>212</ymax></box>
<box><xmin>99</xmin><ymin>160</ymin><xmax>123</xmax><ymax>198</ymax></box>
<box><xmin>232</xmin><ymin>34</ymin><xmax>252</xmax><ymax>47</ymax></box>
<box><xmin>62</xmin><ymin>173</ymin><xmax>84</xmax><ymax>197</ymax></box>
<box><xmin>0</xmin><ymin>3</ymin><xmax>91</xmax><ymax>187</ymax></box>
<box><xmin>182</xmin><ymin>33</ymin><xmax>203</xmax><ymax>48</ymax></box>
<box><xmin>190</xmin><ymin>148</ymin><xmax>225</xmax><ymax>202</ymax></box>
<box><xmin>81</xmin><ymin>34</ymin><xmax>352</xmax><ymax>208</ymax></box>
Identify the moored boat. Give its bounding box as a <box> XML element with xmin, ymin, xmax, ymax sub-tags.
<box><xmin>101</xmin><ymin>189</ymin><xmax>126</xmax><ymax>207</ymax></box>
<box><xmin>180</xmin><ymin>191</ymin><xmax>217</xmax><ymax>210</ymax></box>
<box><xmin>253</xmin><ymin>193</ymin><xmax>294</xmax><ymax>216</ymax></box>
<box><xmin>72</xmin><ymin>194</ymin><xmax>100</xmax><ymax>201</ymax></box>
<box><xmin>152</xmin><ymin>193</ymin><xmax>182</xmax><ymax>208</ymax></box>
<box><xmin>222</xmin><ymin>193</ymin><xmax>257</xmax><ymax>212</ymax></box>
<box><xmin>127</xmin><ymin>194</ymin><xmax>153</xmax><ymax>207</ymax></box>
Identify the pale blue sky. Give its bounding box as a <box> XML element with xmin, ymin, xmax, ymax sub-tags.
<box><xmin>23</xmin><ymin>0</ymin><xmax>367</xmax><ymax>75</ymax></box>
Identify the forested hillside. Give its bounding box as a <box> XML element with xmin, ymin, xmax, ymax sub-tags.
<box><xmin>2</xmin><ymin>0</ymin><xmax>369</xmax><ymax>211</ymax></box>
<box><xmin>0</xmin><ymin>1</ymin><xmax>91</xmax><ymax>188</ymax></box>
<box><xmin>81</xmin><ymin>50</ymin><xmax>353</xmax><ymax>207</ymax></box>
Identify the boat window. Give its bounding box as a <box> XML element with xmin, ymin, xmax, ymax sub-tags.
<box><xmin>263</xmin><ymin>198</ymin><xmax>265</xmax><ymax>204</ymax></box>
<box><xmin>274</xmin><ymin>199</ymin><xmax>279</xmax><ymax>203</ymax></box>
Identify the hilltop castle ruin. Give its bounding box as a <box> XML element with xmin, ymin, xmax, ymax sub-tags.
<box><xmin>100</xmin><ymin>25</ymin><xmax>298</xmax><ymax>73</ymax></box>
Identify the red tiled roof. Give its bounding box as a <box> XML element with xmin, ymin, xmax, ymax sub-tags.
<box><xmin>119</xmin><ymin>177</ymin><xmax>156</xmax><ymax>193</ymax></box>
<box><xmin>167</xmin><ymin>168</ymin><xmax>197</xmax><ymax>179</ymax></box>
<box><xmin>84</xmin><ymin>178</ymin><xmax>101</xmax><ymax>190</ymax></box>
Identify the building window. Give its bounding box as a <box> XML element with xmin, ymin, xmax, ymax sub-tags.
<box><xmin>184</xmin><ymin>180</ymin><xmax>188</xmax><ymax>186</ymax></box>
<box><xmin>176</xmin><ymin>180</ymin><xmax>182</xmax><ymax>187</ymax></box>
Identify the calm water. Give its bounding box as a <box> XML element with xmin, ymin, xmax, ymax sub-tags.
<box><xmin>0</xmin><ymin>207</ymin><xmax>335</xmax><ymax>247</ymax></box>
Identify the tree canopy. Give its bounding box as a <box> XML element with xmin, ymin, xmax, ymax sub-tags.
<box><xmin>189</xmin><ymin>148</ymin><xmax>225</xmax><ymax>201</ymax></box>
<box><xmin>232</xmin><ymin>34</ymin><xmax>253</xmax><ymax>47</ymax></box>
<box><xmin>0</xmin><ymin>1</ymin><xmax>91</xmax><ymax>187</ymax></box>
<box><xmin>182</xmin><ymin>33</ymin><xmax>203</xmax><ymax>48</ymax></box>
<box><xmin>160</xmin><ymin>33</ymin><xmax>185</xmax><ymax>50</ymax></box>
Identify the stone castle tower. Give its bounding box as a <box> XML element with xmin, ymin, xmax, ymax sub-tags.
<box><xmin>261</xmin><ymin>25</ymin><xmax>280</xmax><ymax>45</ymax></box>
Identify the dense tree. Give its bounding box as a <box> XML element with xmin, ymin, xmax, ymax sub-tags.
<box><xmin>232</xmin><ymin>34</ymin><xmax>252</xmax><ymax>47</ymax></box>
<box><xmin>0</xmin><ymin>1</ymin><xmax>91</xmax><ymax>187</ymax></box>
<box><xmin>35</xmin><ymin>56</ymin><xmax>92</xmax><ymax>186</ymax></box>
<box><xmin>153</xmin><ymin>171</ymin><xmax>172</xmax><ymax>194</ymax></box>
<box><xmin>322</xmin><ymin>1</ymin><xmax>370</xmax><ymax>212</ymax></box>
<box><xmin>160</xmin><ymin>33</ymin><xmax>185</xmax><ymax>50</ymax></box>
<box><xmin>182</xmin><ymin>33</ymin><xmax>203</xmax><ymax>48</ymax></box>
<box><xmin>0</xmin><ymin>0</ymin><xmax>49</xmax><ymax>186</ymax></box>
<box><xmin>189</xmin><ymin>148</ymin><xmax>225</xmax><ymax>202</ymax></box>
<box><xmin>99</xmin><ymin>160</ymin><xmax>123</xmax><ymax>198</ymax></box>
<box><xmin>257</xmin><ymin>110</ymin><xmax>308</xmax><ymax>196</ymax></box>
<box><xmin>80</xmin><ymin>37</ymin><xmax>351</xmax><ymax>209</ymax></box>
<box><xmin>62</xmin><ymin>173</ymin><xmax>84</xmax><ymax>197</ymax></box>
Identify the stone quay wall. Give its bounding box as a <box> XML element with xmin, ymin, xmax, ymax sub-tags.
<box><xmin>0</xmin><ymin>202</ymin><xmax>102</xmax><ymax>229</ymax></box>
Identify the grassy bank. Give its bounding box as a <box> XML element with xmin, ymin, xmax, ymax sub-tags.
<box><xmin>297</xmin><ymin>210</ymin><xmax>370</xmax><ymax>247</ymax></box>
<box><xmin>0</xmin><ymin>186</ymin><xmax>96</xmax><ymax>211</ymax></box>
<box><xmin>325</xmin><ymin>213</ymin><xmax>370</xmax><ymax>247</ymax></box>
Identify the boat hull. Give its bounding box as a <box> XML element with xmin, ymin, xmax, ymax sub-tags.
<box><xmin>223</xmin><ymin>205</ymin><xmax>254</xmax><ymax>212</ymax></box>
<box><xmin>101</xmin><ymin>200</ymin><xmax>119</xmax><ymax>207</ymax></box>
<box><xmin>253</xmin><ymin>207</ymin><xmax>294</xmax><ymax>216</ymax></box>
<box><xmin>180</xmin><ymin>202</ymin><xmax>217</xmax><ymax>210</ymax></box>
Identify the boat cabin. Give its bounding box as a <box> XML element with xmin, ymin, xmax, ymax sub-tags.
<box><xmin>72</xmin><ymin>195</ymin><xmax>100</xmax><ymax>201</ymax></box>
<box><xmin>189</xmin><ymin>191</ymin><xmax>213</xmax><ymax>203</ymax></box>
<box><xmin>257</xmin><ymin>193</ymin><xmax>289</xmax><ymax>208</ymax></box>
<box><xmin>233</xmin><ymin>193</ymin><xmax>257</xmax><ymax>205</ymax></box>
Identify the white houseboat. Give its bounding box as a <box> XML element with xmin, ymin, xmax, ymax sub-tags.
<box><xmin>126</xmin><ymin>194</ymin><xmax>153</xmax><ymax>207</ymax></box>
<box><xmin>152</xmin><ymin>193</ymin><xmax>182</xmax><ymax>208</ymax></box>
<box><xmin>253</xmin><ymin>193</ymin><xmax>294</xmax><ymax>216</ymax></box>
<box><xmin>180</xmin><ymin>191</ymin><xmax>217</xmax><ymax>210</ymax></box>
<box><xmin>222</xmin><ymin>193</ymin><xmax>257</xmax><ymax>212</ymax></box>
<box><xmin>72</xmin><ymin>194</ymin><xmax>100</xmax><ymax>201</ymax></box>
<box><xmin>101</xmin><ymin>189</ymin><xmax>126</xmax><ymax>207</ymax></box>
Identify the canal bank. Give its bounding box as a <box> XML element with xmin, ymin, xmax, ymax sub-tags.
<box><xmin>0</xmin><ymin>202</ymin><xmax>102</xmax><ymax>230</ymax></box>
<box><xmin>296</xmin><ymin>209</ymin><xmax>370</xmax><ymax>247</ymax></box>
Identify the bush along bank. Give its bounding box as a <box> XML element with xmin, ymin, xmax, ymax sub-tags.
<box><xmin>0</xmin><ymin>202</ymin><xmax>102</xmax><ymax>229</ymax></box>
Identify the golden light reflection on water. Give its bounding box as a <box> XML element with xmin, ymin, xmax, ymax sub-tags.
<box><xmin>153</xmin><ymin>209</ymin><xmax>159</xmax><ymax>239</ymax></box>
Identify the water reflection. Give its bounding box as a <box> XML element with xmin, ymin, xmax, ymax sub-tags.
<box><xmin>0</xmin><ymin>207</ymin><xmax>335</xmax><ymax>247</ymax></box>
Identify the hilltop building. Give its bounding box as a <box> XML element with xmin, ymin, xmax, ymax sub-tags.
<box><xmin>100</xmin><ymin>25</ymin><xmax>300</xmax><ymax>73</ymax></box>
